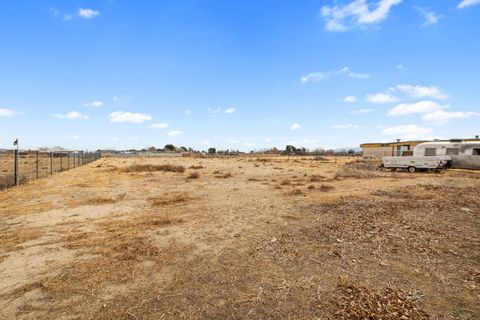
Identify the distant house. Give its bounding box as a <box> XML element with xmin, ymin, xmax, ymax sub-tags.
<box><xmin>360</xmin><ymin>140</ymin><xmax>426</xmax><ymax>158</ymax></box>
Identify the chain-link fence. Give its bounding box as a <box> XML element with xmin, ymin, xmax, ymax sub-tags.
<box><xmin>0</xmin><ymin>150</ymin><xmax>101</xmax><ymax>189</ymax></box>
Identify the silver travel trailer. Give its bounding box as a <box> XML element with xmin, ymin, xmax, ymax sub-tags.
<box><xmin>413</xmin><ymin>141</ymin><xmax>480</xmax><ymax>170</ymax></box>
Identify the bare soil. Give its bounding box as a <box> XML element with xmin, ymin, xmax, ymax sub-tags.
<box><xmin>0</xmin><ymin>156</ymin><xmax>479</xmax><ymax>319</ymax></box>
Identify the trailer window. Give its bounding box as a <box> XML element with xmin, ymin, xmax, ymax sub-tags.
<box><xmin>424</xmin><ymin>148</ymin><xmax>437</xmax><ymax>156</ymax></box>
<box><xmin>446</xmin><ymin>148</ymin><xmax>459</xmax><ymax>155</ymax></box>
<box><xmin>473</xmin><ymin>148</ymin><xmax>480</xmax><ymax>156</ymax></box>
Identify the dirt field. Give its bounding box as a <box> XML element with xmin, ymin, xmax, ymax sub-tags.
<box><xmin>0</xmin><ymin>156</ymin><xmax>479</xmax><ymax>319</ymax></box>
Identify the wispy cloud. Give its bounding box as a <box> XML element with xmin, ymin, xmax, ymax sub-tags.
<box><xmin>353</xmin><ymin>108</ymin><xmax>373</xmax><ymax>114</ymax></box>
<box><xmin>388</xmin><ymin>101</ymin><xmax>445</xmax><ymax>116</ymax></box>
<box><xmin>0</xmin><ymin>108</ymin><xmax>23</xmax><ymax>117</ymax></box>
<box><xmin>321</xmin><ymin>0</ymin><xmax>403</xmax><ymax>32</ymax></box>
<box><xmin>51</xmin><ymin>7</ymin><xmax>100</xmax><ymax>21</ymax></box>
<box><xmin>416</xmin><ymin>7</ymin><xmax>441</xmax><ymax>27</ymax></box>
<box><xmin>422</xmin><ymin>110</ymin><xmax>479</xmax><ymax>124</ymax></box>
<box><xmin>53</xmin><ymin>111</ymin><xmax>89</xmax><ymax>120</ymax></box>
<box><xmin>382</xmin><ymin>124</ymin><xmax>432</xmax><ymax>139</ymax></box>
<box><xmin>224</xmin><ymin>108</ymin><xmax>236</xmax><ymax>114</ymax></box>
<box><xmin>366</xmin><ymin>93</ymin><xmax>398</xmax><ymax>104</ymax></box>
<box><xmin>457</xmin><ymin>0</ymin><xmax>480</xmax><ymax>9</ymax></box>
<box><xmin>301</xmin><ymin>67</ymin><xmax>369</xmax><ymax>83</ymax></box>
<box><xmin>109</xmin><ymin>111</ymin><xmax>152</xmax><ymax>124</ymax></box>
<box><xmin>84</xmin><ymin>100</ymin><xmax>103</xmax><ymax>108</ymax></box>
<box><xmin>290</xmin><ymin>123</ymin><xmax>301</xmax><ymax>130</ymax></box>
<box><xmin>344</xmin><ymin>96</ymin><xmax>357</xmax><ymax>102</ymax></box>
<box><xmin>168</xmin><ymin>130</ymin><xmax>183</xmax><ymax>136</ymax></box>
<box><xmin>388</xmin><ymin>101</ymin><xmax>446</xmax><ymax>116</ymax></box>
<box><xmin>395</xmin><ymin>84</ymin><xmax>448</xmax><ymax>100</ymax></box>
<box><xmin>301</xmin><ymin>72</ymin><xmax>327</xmax><ymax>83</ymax></box>
<box><xmin>149</xmin><ymin>122</ymin><xmax>169</xmax><ymax>129</ymax></box>
<box><xmin>78</xmin><ymin>8</ymin><xmax>100</xmax><ymax>19</ymax></box>
<box><xmin>183</xmin><ymin>109</ymin><xmax>192</xmax><ymax>115</ymax></box>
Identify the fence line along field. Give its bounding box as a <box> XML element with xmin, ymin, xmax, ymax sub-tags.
<box><xmin>0</xmin><ymin>155</ymin><xmax>479</xmax><ymax>319</ymax></box>
<box><xmin>0</xmin><ymin>150</ymin><xmax>100</xmax><ymax>189</ymax></box>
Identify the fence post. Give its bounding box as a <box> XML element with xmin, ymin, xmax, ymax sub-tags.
<box><xmin>60</xmin><ymin>154</ymin><xmax>63</xmax><ymax>171</ymax></box>
<box><xmin>36</xmin><ymin>151</ymin><xmax>39</xmax><ymax>179</ymax></box>
<box><xmin>50</xmin><ymin>153</ymin><xmax>53</xmax><ymax>175</ymax></box>
<box><xmin>67</xmin><ymin>152</ymin><xmax>70</xmax><ymax>170</ymax></box>
<box><xmin>14</xmin><ymin>149</ymin><xmax>19</xmax><ymax>186</ymax></box>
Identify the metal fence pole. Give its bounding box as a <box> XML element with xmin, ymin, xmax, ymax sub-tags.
<box><xmin>50</xmin><ymin>153</ymin><xmax>53</xmax><ymax>175</ymax></box>
<box><xmin>60</xmin><ymin>154</ymin><xmax>63</xmax><ymax>171</ymax></box>
<box><xmin>67</xmin><ymin>152</ymin><xmax>70</xmax><ymax>170</ymax></box>
<box><xmin>36</xmin><ymin>151</ymin><xmax>39</xmax><ymax>179</ymax></box>
<box><xmin>14</xmin><ymin>149</ymin><xmax>19</xmax><ymax>186</ymax></box>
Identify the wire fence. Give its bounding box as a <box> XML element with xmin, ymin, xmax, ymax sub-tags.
<box><xmin>0</xmin><ymin>150</ymin><xmax>101</xmax><ymax>190</ymax></box>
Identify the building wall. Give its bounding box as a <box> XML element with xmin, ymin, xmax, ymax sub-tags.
<box><xmin>362</xmin><ymin>146</ymin><xmax>392</xmax><ymax>158</ymax></box>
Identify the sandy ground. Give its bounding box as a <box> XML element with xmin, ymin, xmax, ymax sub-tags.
<box><xmin>0</xmin><ymin>156</ymin><xmax>479</xmax><ymax>319</ymax></box>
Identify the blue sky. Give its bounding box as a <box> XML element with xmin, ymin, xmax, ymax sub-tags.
<box><xmin>0</xmin><ymin>0</ymin><xmax>479</xmax><ymax>151</ymax></box>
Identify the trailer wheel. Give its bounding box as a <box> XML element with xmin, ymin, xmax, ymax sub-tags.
<box><xmin>407</xmin><ymin>166</ymin><xmax>416</xmax><ymax>173</ymax></box>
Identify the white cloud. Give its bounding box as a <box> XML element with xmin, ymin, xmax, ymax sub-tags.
<box><xmin>224</xmin><ymin>108</ymin><xmax>236</xmax><ymax>114</ymax></box>
<box><xmin>65</xmin><ymin>135</ymin><xmax>80</xmax><ymax>140</ymax></box>
<box><xmin>321</xmin><ymin>0</ymin><xmax>403</xmax><ymax>32</ymax></box>
<box><xmin>422</xmin><ymin>110</ymin><xmax>479</xmax><ymax>124</ymax></box>
<box><xmin>301</xmin><ymin>67</ymin><xmax>369</xmax><ymax>84</ymax></box>
<box><xmin>0</xmin><ymin>108</ymin><xmax>22</xmax><ymax>117</ymax></box>
<box><xmin>353</xmin><ymin>108</ymin><xmax>373</xmax><ymax>114</ymax></box>
<box><xmin>301</xmin><ymin>72</ymin><xmax>326</xmax><ymax>83</ymax></box>
<box><xmin>84</xmin><ymin>100</ymin><xmax>103</xmax><ymax>108</ymax></box>
<box><xmin>183</xmin><ymin>109</ymin><xmax>192</xmax><ymax>115</ymax></box>
<box><xmin>290</xmin><ymin>123</ymin><xmax>301</xmax><ymax>130</ymax></box>
<box><xmin>332</xmin><ymin>124</ymin><xmax>360</xmax><ymax>129</ymax></box>
<box><xmin>149</xmin><ymin>122</ymin><xmax>169</xmax><ymax>129</ymax></box>
<box><xmin>388</xmin><ymin>101</ymin><xmax>444</xmax><ymax>116</ymax></box>
<box><xmin>382</xmin><ymin>124</ymin><xmax>432</xmax><ymax>139</ymax></box>
<box><xmin>51</xmin><ymin>7</ymin><xmax>99</xmax><ymax>20</ymax></box>
<box><xmin>168</xmin><ymin>130</ymin><xmax>184</xmax><ymax>136</ymax></box>
<box><xmin>339</xmin><ymin>66</ymin><xmax>370</xmax><ymax>79</ymax></box>
<box><xmin>395</xmin><ymin>84</ymin><xmax>448</xmax><ymax>100</ymax></box>
<box><xmin>344</xmin><ymin>96</ymin><xmax>357</xmax><ymax>102</ymax></box>
<box><xmin>109</xmin><ymin>111</ymin><xmax>152</xmax><ymax>124</ymax></box>
<box><xmin>366</xmin><ymin>93</ymin><xmax>398</xmax><ymax>104</ymax></box>
<box><xmin>78</xmin><ymin>8</ymin><xmax>100</xmax><ymax>19</ymax></box>
<box><xmin>457</xmin><ymin>0</ymin><xmax>480</xmax><ymax>9</ymax></box>
<box><xmin>53</xmin><ymin>111</ymin><xmax>89</xmax><ymax>120</ymax></box>
<box><xmin>396</xmin><ymin>64</ymin><xmax>404</xmax><ymax>69</ymax></box>
<box><xmin>416</xmin><ymin>8</ymin><xmax>441</xmax><ymax>27</ymax></box>
<box><xmin>348</xmin><ymin>71</ymin><xmax>370</xmax><ymax>79</ymax></box>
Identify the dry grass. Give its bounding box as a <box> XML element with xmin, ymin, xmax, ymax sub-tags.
<box><xmin>85</xmin><ymin>193</ymin><xmax>126</xmax><ymax>205</ymax></box>
<box><xmin>332</xmin><ymin>283</ymin><xmax>430</xmax><ymax>319</ymax></box>
<box><xmin>186</xmin><ymin>171</ymin><xmax>200</xmax><ymax>179</ymax></box>
<box><xmin>120</xmin><ymin>164</ymin><xmax>185</xmax><ymax>173</ymax></box>
<box><xmin>319</xmin><ymin>184</ymin><xmax>334</xmax><ymax>192</ymax></box>
<box><xmin>2</xmin><ymin>156</ymin><xmax>479</xmax><ymax>319</ymax></box>
<box><xmin>214</xmin><ymin>172</ymin><xmax>233</xmax><ymax>179</ymax></box>
<box><xmin>189</xmin><ymin>165</ymin><xmax>204</xmax><ymax>169</ymax></box>
<box><xmin>148</xmin><ymin>191</ymin><xmax>191</xmax><ymax>206</ymax></box>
